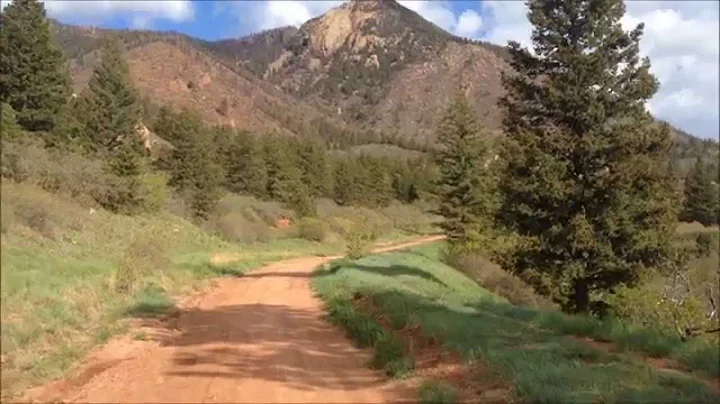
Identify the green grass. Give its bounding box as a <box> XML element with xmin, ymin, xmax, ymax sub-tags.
<box><xmin>418</xmin><ymin>380</ymin><xmax>458</xmax><ymax>404</ymax></box>
<box><xmin>0</xmin><ymin>183</ymin><xmax>350</xmax><ymax>398</ymax></box>
<box><xmin>125</xmin><ymin>285</ymin><xmax>176</xmax><ymax>317</ymax></box>
<box><xmin>0</xmin><ymin>180</ymin><xmax>438</xmax><ymax>398</ymax></box>
<box><xmin>312</xmin><ymin>241</ymin><xmax>720</xmax><ymax>403</ymax></box>
<box><xmin>312</xmin><ymin>274</ymin><xmax>413</xmax><ymax>378</ymax></box>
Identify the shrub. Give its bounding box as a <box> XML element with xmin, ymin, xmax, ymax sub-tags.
<box><xmin>371</xmin><ymin>334</ymin><xmax>407</xmax><ymax>374</ymax></box>
<box><xmin>1</xmin><ymin>137</ymin><xmax>128</xmax><ymax>211</ymax></box>
<box><xmin>1</xmin><ymin>180</ymin><xmax>88</xmax><ymax>238</ymax></box>
<box><xmin>208</xmin><ymin>211</ymin><xmax>271</xmax><ymax>244</ymax></box>
<box><xmin>695</xmin><ymin>233</ymin><xmax>714</xmax><ymax>257</ymax></box>
<box><xmin>443</xmin><ymin>247</ymin><xmax>555</xmax><ymax>309</ymax></box>
<box><xmin>216</xmin><ymin>194</ymin><xmax>292</xmax><ymax>225</ymax></box>
<box><xmin>380</xmin><ymin>202</ymin><xmax>436</xmax><ymax>234</ymax></box>
<box><xmin>607</xmin><ymin>282</ymin><xmax>710</xmax><ymax>341</ymax></box>
<box><xmin>345</xmin><ymin>224</ymin><xmax>378</xmax><ymax>259</ymax></box>
<box><xmin>115</xmin><ymin>228</ymin><xmax>170</xmax><ymax>293</ymax></box>
<box><xmin>137</xmin><ymin>172</ymin><xmax>171</xmax><ymax>213</ymax></box>
<box><xmin>297</xmin><ymin>218</ymin><xmax>328</xmax><ymax>242</ymax></box>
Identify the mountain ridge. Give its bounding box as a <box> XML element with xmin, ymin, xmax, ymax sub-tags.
<box><xmin>49</xmin><ymin>1</ymin><xmax>716</xmax><ymax>164</ymax></box>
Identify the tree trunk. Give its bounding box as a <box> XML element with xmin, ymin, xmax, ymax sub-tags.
<box><xmin>573</xmin><ymin>278</ymin><xmax>589</xmax><ymax>313</ymax></box>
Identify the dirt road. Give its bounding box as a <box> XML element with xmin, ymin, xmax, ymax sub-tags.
<box><xmin>26</xmin><ymin>236</ymin><xmax>444</xmax><ymax>403</ymax></box>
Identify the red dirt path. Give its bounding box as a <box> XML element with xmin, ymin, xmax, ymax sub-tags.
<box><xmin>24</xmin><ymin>236</ymin><xmax>444</xmax><ymax>403</ymax></box>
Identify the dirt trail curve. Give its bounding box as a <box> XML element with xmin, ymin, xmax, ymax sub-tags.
<box><xmin>25</xmin><ymin>236</ymin><xmax>445</xmax><ymax>403</ymax></box>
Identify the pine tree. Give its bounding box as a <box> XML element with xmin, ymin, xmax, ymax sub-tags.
<box><xmin>1</xmin><ymin>103</ymin><xmax>23</xmax><ymax>140</ymax></box>
<box><xmin>264</xmin><ymin>137</ymin><xmax>300</xmax><ymax>202</ymax></box>
<box><xmin>164</xmin><ymin>109</ymin><xmax>223</xmax><ymax>219</ymax></box>
<box><xmin>246</xmin><ymin>138</ymin><xmax>269</xmax><ymax>199</ymax></box>
<box><xmin>296</xmin><ymin>137</ymin><xmax>329</xmax><ymax>197</ymax></box>
<box><xmin>682</xmin><ymin>158</ymin><xmax>719</xmax><ymax>226</ymax></box>
<box><xmin>333</xmin><ymin>158</ymin><xmax>357</xmax><ymax>206</ymax></box>
<box><xmin>368</xmin><ymin>159</ymin><xmax>394</xmax><ymax>208</ymax></box>
<box><xmin>106</xmin><ymin>134</ymin><xmax>149</xmax><ymax>213</ymax></box>
<box><xmin>82</xmin><ymin>37</ymin><xmax>140</xmax><ymax>151</ymax></box>
<box><xmin>434</xmin><ymin>93</ymin><xmax>494</xmax><ymax>247</ymax></box>
<box><xmin>498</xmin><ymin>0</ymin><xmax>678</xmax><ymax>313</ymax></box>
<box><xmin>0</xmin><ymin>0</ymin><xmax>70</xmax><ymax>132</ymax></box>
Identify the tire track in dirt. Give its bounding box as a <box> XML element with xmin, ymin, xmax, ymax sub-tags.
<box><xmin>24</xmin><ymin>236</ymin><xmax>444</xmax><ymax>403</ymax></box>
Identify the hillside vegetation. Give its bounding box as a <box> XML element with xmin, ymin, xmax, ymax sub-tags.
<box><xmin>0</xmin><ymin>140</ymin><xmax>438</xmax><ymax>397</ymax></box>
<box><xmin>313</xmin><ymin>242</ymin><xmax>720</xmax><ymax>402</ymax></box>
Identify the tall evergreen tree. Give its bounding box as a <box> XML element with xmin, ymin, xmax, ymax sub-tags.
<box><xmin>434</xmin><ymin>93</ymin><xmax>494</xmax><ymax>246</ymax></box>
<box><xmin>246</xmin><ymin>138</ymin><xmax>270</xmax><ymax>199</ymax></box>
<box><xmin>164</xmin><ymin>109</ymin><xmax>223</xmax><ymax>219</ymax></box>
<box><xmin>82</xmin><ymin>37</ymin><xmax>140</xmax><ymax>151</ymax></box>
<box><xmin>0</xmin><ymin>0</ymin><xmax>70</xmax><ymax>132</ymax></box>
<box><xmin>681</xmin><ymin>158</ymin><xmax>719</xmax><ymax>226</ymax></box>
<box><xmin>296</xmin><ymin>137</ymin><xmax>329</xmax><ymax>197</ymax></box>
<box><xmin>333</xmin><ymin>158</ymin><xmax>357</xmax><ymax>206</ymax></box>
<box><xmin>106</xmin><ymin>134</ymin><xmax>149</xmax><ymax>213</ymax></box>
<box><xmin>498</xmin><ymin>0</ymin><xmax>678</xmax><ymax>312</ymax></box>
<box><xmin>264</xmin><ymin>137</ymin><xmax>315</xmax><ymax>216</ymax></box>
<box><xmin>368</xmin><ymin>159</ymin><xmax>394</xmax><ymax>208</ymax></box>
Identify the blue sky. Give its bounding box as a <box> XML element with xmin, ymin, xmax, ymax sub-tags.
<box><xmin>41</xmin><ymin>1</ymin><xmax>492</xmax><ymax>40</ymax></box>
<box><xmin>3</xmin><ymin>1</ymin><xmax>718</xmax><ymax>139</ymax></box>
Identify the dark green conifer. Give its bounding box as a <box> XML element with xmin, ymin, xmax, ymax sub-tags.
<box><xmin>682</xmin><ymin>158</ymin><xmax>719</xmax><ymax>226</ymax></box>
<box><xmin>0</xmin><ymin>0</ymin><xmax>71</xmax><ymax>132</ymax></box>
<box><xmin>163</xmin><ymin>109</ymin><xmax>223</xmax><ymax>219</ymax></box>
<box><xmin>498</xmin><ymin>0</ymin><xmax>679</xmax><ymax>312</ymax></box>
<box><xmin>434</xmin><ymin>93</ymin><xmax>494</xmax><ymax>247</ymax></box>
<box><xmin>82</xmin><ymin>37</ymin><xmax>140</xmax><ymax>151</ymax></box>
<box><xmin>333</xmin><ymin>158</ymin><xmax>357</xmax><ymax>206</ymax></box>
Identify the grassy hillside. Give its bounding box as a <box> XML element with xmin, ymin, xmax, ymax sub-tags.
<box><xmin>312</xmin><ymin>242</ymin><xmax>720</xmax><ymax>403</ymax></box>
<box><xmin>0</xmin><ymin>170</ymin><xmax>437</xmax><ymax>399</ymax></box>
<box><xmin>0</xmin><ymin>180</ymin><xmax>339</xmax><ymax>397</ymax></box>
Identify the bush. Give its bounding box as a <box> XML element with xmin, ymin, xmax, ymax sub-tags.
<box><xmin>345</xmin><ymin>224</ymin><xmax>378</xmax><ymax>259</ymax></box>
<box><xmin>695</xmin><ymin>233</ymin><xmax>714</xmax><ymax>257</ymax></box>
<box><xmin>297</xmin><ymin>218</ymin><xmax>328</xmax><ymax>242</ymax></box>
<box><xmin>443</xmin><ymin>246</ymin><xmax>555</xmax><ymax>309</ymax></box>
<box><xmin>1</xmin><ymin>137</ymin><xmax>131</xmax><ymax>211</ymax></box>
<box><xmin>371</xmin><ymin>334</ymin><xmax>409</xmax><ymax>375</ymax></box>
<box><xmin>137</xmin><ymin>172</ymin><xmax>170</xmax><ymax>213</ymax></box>
<box><xmin>208</xmin><ymin>211</ymin><xmax>271</xmax><ymax>244</ymax></box>
<box><xmin>607</xmin><ymin>282</ymin><xmax>710</xmax><ymax>341</ymax></box>
<box><xmin>115</xmin><ymin>227</ymin><xmax>170</xmax><ymax>293</ymax></box>
<box><xmin>381</xmin><ymin>203</ymin><xmax>436</xmax><ymax>234</ymax></box>
<box><xmin>1</xmin><ymin>181</ymin><xmax>89</xmax><ymax>239</ymax></box>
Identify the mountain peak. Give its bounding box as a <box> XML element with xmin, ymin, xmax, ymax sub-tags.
<box><xmin>301</xmin><ymin>0</ymin><xmax>447</xmax><ymax>57</ymax></box>
<box><xmin>345</xmin><ymin>0</ymin><xmax>398</xmax><ymax>11</ymax></box>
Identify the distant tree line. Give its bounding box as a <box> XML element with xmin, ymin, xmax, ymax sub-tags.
<box><xmin>0</xmin><ymin>0</ymin><xmax>434</xmax><ymax>221</ymax></box>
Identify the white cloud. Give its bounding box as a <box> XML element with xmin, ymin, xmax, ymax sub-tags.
<box><xmin>398</xmin><ymin>1</ymin><xmax>485</xmax><ymax>37</ymax></box>
<box><xmin>398</xmin><ymin>1</ymin><xmax>457</xmax><ymax>32</ymax></box>
<box><xmin>219</xmin><ymin>1</ymin><xmax>341</xmax><ymax>35</ymax></box>
<box><xmin>455</xmin><ymin>9</ymin><xmax>483</xmax><ymax>38</ymax></box>
<box><xmin>482</xmin><ymin>1</ymin><xmax>719</xmax><ymax>139</ymax></box>
<box><xmin>36</xmin><ymin>0</ymin><xmax>194</xmax><ymax>27</ymax></box>
<box><xmin>480</xmin><ymin>1</ymin><xmax>532</xmax><ymax>47</ymax></box>
<box><xmin>229</xmin><ymin>1</ymin><xmax>484</xmax><ymax>39</ymax></box>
